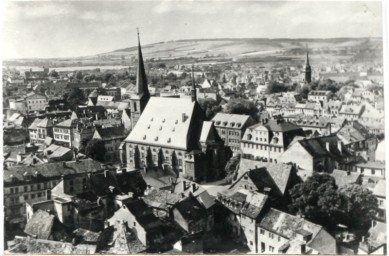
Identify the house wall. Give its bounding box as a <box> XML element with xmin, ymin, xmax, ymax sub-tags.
<box><xmin>256</xmin><ymin>226</ymin><xmax>289</xmax><ymax>254</ymax></box>
<box><xmin>279</xmin><ymin>143</ymin><xmax>313</xmax><ymax>171</ymax></box>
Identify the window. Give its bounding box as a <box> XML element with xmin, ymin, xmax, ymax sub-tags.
<box><xmin>10</xmin><ymin>188</ymin><xmax>14</xmax><ymax>194</ymax></box>
<box><xmin>133</xmin><ymin>222</ymin><xmax>136</xmax><ymax>227</ymax></box>
<box><xmin>37</xmin><ymin>184</ymin><xmax>41</xmax><ymax>190</ymax></box>
<box><xmin>24</xmin><ymin>186</ymin><xmax>28</xmax><ymax>192</ymax></box>
<box><xmin>269</xmin><ymin>246</ymin><xmax>274</xmax><ymax>252</ymax></box>
<box><xmin>269</xmin><ymin>233</ymin><xmax>274</xmax><ymax>239</ymax></box>
<box><xmin>260</xmin><ymin>229</ymin><xmax>265</xmax><ymax>235</ymax></box>
<box><xmin>31</xmin><ymin>194</ymin><xmax>36</xmax><ymax>199</ymax></box>
<box><xmin>37</xmin><ymin>192</ymin><xmax>42</xmax><ymax>197</ymax></box>
<box><xmin>372</xmin><ymin>169</ymin><xmax>375</xmax><ymax>175</ymax></box>
<box><xmin>250</xmin><ymin>241</ymin><xmax>253</xmax><ymax>246</ymax></box>
<box><xmin>278</xmin><ymin>236</ymin><xmax>281</xmax><ymax>242</ymax></box>
<box><xmin>24</xmin><ymin>195</ymin><xmax>29</xmax><ymax>200</ymax></box>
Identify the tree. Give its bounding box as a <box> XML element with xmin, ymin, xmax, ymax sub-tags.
<box><xmin>65</xmin><ymin>88</ymin><xmax>86</xmax><ymax>110</ymax></box>
<box><xmin>266</xmin><ymin>81</ymin><xmax>290</xmax><ymax>94</ymax></box>
<box><xmin>198</xmin><ymin>98</ymin><xmax>222</xmax><ymax>120</ymax></box>
<box><xmin>49</xmin><ymin>69</ymin><xmax>59</xmax><ymax>78</ymax></box>
<box><xmin>85</xmin><ymin>139</ymin><xmax>106</xmax><ymax>162</ymax></box>
<box><xmin>75</xmin><ymin>71</ymin><xmax>84</xmax><ymax>80</ymax></box>
<box><xmin>338</xmin><ymin>184</ymin><xmax>378</xmax><ymax>229</ymax></box>
<box><xmin>224</xmin><ymin>154</ymin><xmax>241</xmax><ymax>182</ymax></box>
<box><xmin>103</xmin><ymin>73</ymin><xmax>113</xmax><ymax>83</ymax></box>
<box><xmin>225</xmin><ymin>98</ymin><xmax>259</xmax><ymax>119</ymax></box>
<box><xmin>289</xmin><ymin>173</ymin><xmax>342</xmax><ymax>227</ymax></box>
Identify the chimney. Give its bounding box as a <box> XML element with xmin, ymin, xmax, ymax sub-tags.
<box><xmin>61</xmin><ymin>174</ymin><xmax>65</xmax><ymax>180</ymax></box>
<box><xmin>325</xmin><ymin>142</ymin><xmax>330</xmax><ymax>152</ymax></box>
<box><xmin>337</xmin><ymin>140</ymin><xmax>342</xmax><ymax>153</ymax></box>
<box><xmin>183</xmin><ymin>180</ymin><xmax>188</xmax><ymax>191</ymax></box>
<box><xmin>16</xmin><ymin>153</ymin><xmax>23</xmax><ymax>163</ymax></box>
<box><xmin>301</xmin><ymin>244</ymin><xmax>306</xmax><ymax>254</ymax></box>
<box><xmin>263</xmin><ymin>187</ymin><xmax>271</xmax><ymax>195</ymax></box>
<box><xmin>192</xmin><ymin>183</ymin><xmax>198</xmax><ymax>193</ymax></box>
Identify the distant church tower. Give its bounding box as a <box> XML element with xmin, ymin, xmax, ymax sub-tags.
<box><xmin>130</xmin><ymin>29</ymin><xmax>150</xmax><ymax>130</ymax></box>
<box><xmin>303</xmin><ymin>45</ymin><xmax>312</xmax><ymax>83</ymax></box>
<box><xmin>191</xmin><ymin>64</ymin><xmax>197</xmax><ymax>102</ymax></box>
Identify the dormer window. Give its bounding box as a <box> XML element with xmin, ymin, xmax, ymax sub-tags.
<box><xmin>155</xmin><ymin>136</ymin><xmax>158</xmax><ymax>141</ymax></box>
<box><xmin>223</xmin><ymin>121</ymin><xmax>228</xmax><ymax>126</ymax></box>
<box><xmin>167</xmin><ymin>138</ymin><xmax>171</xmax><ymax>143</ymax></box>
<box><xmin>216</xmin><ymin>121</ymin><xmax>221</xmax><ymax>125</ymax></box>
<box><xmin>143</xmin><ymin>135</ymin><xmax>146</xmax><ymax>140</ymax></box>
<box><xmin>237</xmin><ymin>123</ymin><xmax>241</xmax><ymax>127</ymax></box>
<box><xmin>172</xmin><ymin>128</ymin><xmax>175</xmax><ymax>132</ymax></box>
<box><xmin>231</xmin><ymin>122</ymin><xmax>235</xmax><ymax>127</ymax></box>
<box><xmin>175</xmin><ymin>120</ymin><xmax>178</xmax><ymax>124</ymax></box>
<box><xmin>159</xmin><ymin>126</ymin><xmax>163</xmax><ymax>131</ymax></box>
<box><xmin>162</xmin><ymin>118</ymin><xmax>166</xmax><ymax>123</ymax></box>
<box><xmin>147</xmin><ymin>125</ymin><xmax>150</xmax><ymax>129</ymax></box>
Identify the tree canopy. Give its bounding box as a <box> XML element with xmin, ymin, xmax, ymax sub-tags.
<box><xmin>85</xmin><ymin>139</ymin><xmax>106</xmax><ymax>162</ymax></box>
<box><xmin>64</xmin><ymin>88</ymin><xmax>86</xmax><ymax>110</ymax></box>
<box><xmin>198</xmin><ymin>98</ymin><xmax>222</xmax><ymax>120</ymax></box>
<box><xmin>289</xmin><ymin>173</ymin><xmax>379</xmax><ymax>230</ymax></box>
<box><xmin>289</xmin><ymin>173</ymin><xmax>342</xmax><ymax>227</ymax></box>
<box><xmin>338</xmin><ymin>184</ymin><xmax>378</xmax><ymax>229</ymax></box>
<box><xmin>225</xmin><ymin>98</ymin><xmax>259</xmax><ymax>119</ymax></box>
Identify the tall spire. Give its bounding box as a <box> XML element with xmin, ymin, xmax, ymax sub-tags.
<box><xmin>191</xmin><ymin>64</ymin><xmax>197</xmax><ymax>102</ymax></box>
<box><xmin>135</xmin><ymin>28</ymin><xmax>149</xmax><ymax>97</ymax></box>
<box><xmin>303</xmin><ymin>43</ymin><xmax>312</xmax><ymax>83</ymax></box>
<box><xmin>305</xmin><ymin>44</ymin><xmax>310</xmax><ymax>67</ymax></box>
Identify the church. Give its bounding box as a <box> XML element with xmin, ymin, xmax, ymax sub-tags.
<box><xmin>123</xmin><ymin>32</ymin><xmax>229</xmax><ymax>182</ymax></box>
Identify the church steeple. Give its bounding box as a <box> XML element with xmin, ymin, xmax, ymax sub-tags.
<box><xmin>129</xmin><ymin>28</ymin><xmax>151</xmax><ymax>130</ymax></box>
<box><xmin>191</xmin><ymin>64</ymin><xmax>197</xmax><ymax>102</ymax></box>
<box><xmin>305</xmin><ymin>44</ymin><xmax>310</xmax><ymax>67</ymax></box>
<box><xmin>135</xmin><ymin>28</ymin><xmax>149</xmax><ymax>97</ymax></box>
<box><xmin>303</xmin><ymin>44</ymin><xmax>312</xmax><ymax>84</ymax></box>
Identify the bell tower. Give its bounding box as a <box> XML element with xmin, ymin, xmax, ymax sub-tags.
<box><xmin>130</xmin><ymin>28</ymin><xmax>150</xmax><ymax>129</ymax></box>
<box><xmin>303</xmin><ymin>44</ymin><xmax>312</xmax><ymax>84</ymax></box>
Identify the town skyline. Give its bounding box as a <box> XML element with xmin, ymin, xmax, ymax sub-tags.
<box><xmin>3</xmin><ymin>1</ymin><xmax>383</xmax><ymax>59</ymax></box>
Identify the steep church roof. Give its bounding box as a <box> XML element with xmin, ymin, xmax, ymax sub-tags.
<box><xmin>133</xmin><ymin>30</ymin><xmax>149</xmax><ymax>99</ymax></box>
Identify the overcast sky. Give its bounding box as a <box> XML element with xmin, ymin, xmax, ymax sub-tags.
<box><xmin>2</xmin><ymin>1</ymin><xmax>383</xmax><ymax>59</ymax></box>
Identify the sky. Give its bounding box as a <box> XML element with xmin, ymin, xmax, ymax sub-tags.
<box><xmin>2</xmin><ymin>0</ymin><xmax>383</xmax><ymax>59</ymax></box>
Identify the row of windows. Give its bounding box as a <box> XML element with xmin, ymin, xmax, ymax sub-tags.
<box><xmin>242</xmin><ymin>143</ymin><xmax>282</xmax><ymax>152</ymax></box>
<box><xmin>28</xmin><ymin>100</ymin><xmax>46</xmax><ymax>104</ymax></box>
<box><xmin>9</xmin><ymin>182</ymin><xmax>57</xmax><ymax>194</ymax></box>
<box><xmin>54</xmin><ymin>134</ymin><xmax>69</xmax><ymax>140</ymax></box>
<box><xmin>24</xmin><ymin>191</ymin><xmax>46</xmax><ymax>200</ymax></box>
<box><xmin>259</xmin><ymin>228</ymin><xmax>282</xmax><ymax>242</ymax></box>
<box><xmin>54</xmin><ymin>128</ymin><xmax>70</xmax><ymax>133</ymax></box>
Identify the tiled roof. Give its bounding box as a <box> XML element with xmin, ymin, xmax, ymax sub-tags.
<box><xmin>173</xmin><ymin>196</ymin><xmax>206</xmax><ymax>222</ymax></box>
<box><xmin>212</xmin><ymin>113</ymin><xmax>253</xmax><ymax>129</ymax></box>
<box><xmin>95</xmin><ymin>126</ymin><xmax>126</xmax><ymax>140</ymax></box>
<box><xmin>4</xmin><ymin>159</ymin><xmax>102</xmax><ymax>184</ymax></box>
<box><xmin>258</xmin><ymin>208</ymin><xmax>325</xmax><ymax>250</ymax></box>
<box><xmin>24</xmin><ymin>210</ymin><xmax>55</xmax><ymax>239</ymax></box>
<box><xmin>373</xmin><ymin>180</ymin><xmax>386</xmax><ymax>197</ymax></box>
<box><xmin>249</xmin><ymin>120</ymin><xmax>301</xmax><ymax>133</ymax></box>
<box><xmin>10</xmin><ymin>236</ymin><xmax>96</xmax><ymax>254</ymax></box>
<box><xmin>125</xmin><ymin>97</ymin><xmax>203</xmax><ymax>150</ymax></box>
<box><xmin>330</xmin><ymin>169</ymin><xmax>361</xmax><ymax>188</ymax></box>
<box><xmin>238</xmin><ymin>158</ymin><xmax>294</xmax><ymax>195</ymax></box>
<box><xmin>219</xmin><ymin>189</ymin><xmax>268</xmax><ymax>219</ymax></box>
<box><xmin>55</xmin><ymin>119</ymin><xmax>73</xmax><ymax>128</ymax></box>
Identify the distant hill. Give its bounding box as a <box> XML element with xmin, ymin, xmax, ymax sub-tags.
<box><xmin>97</xmin><ymin>37</ymin><xmax>383</xmax><ymax>60</ymax></box>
